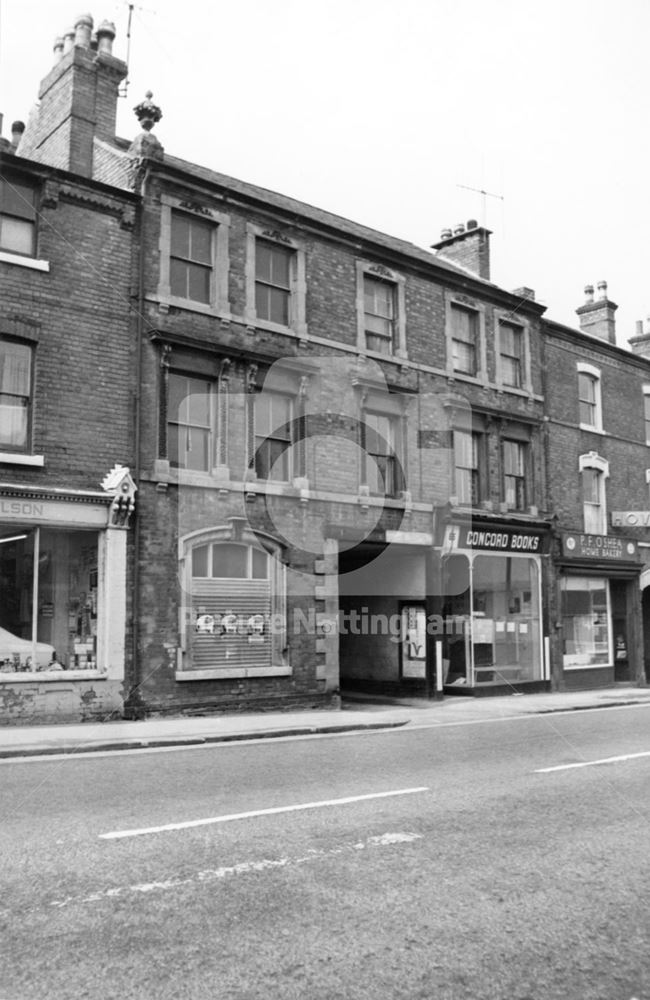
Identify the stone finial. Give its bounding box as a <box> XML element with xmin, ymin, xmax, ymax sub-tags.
<box><xmin>133</xmin><ymin>91</ymin><xmax>163</xmax><ymax>132</ymax></box>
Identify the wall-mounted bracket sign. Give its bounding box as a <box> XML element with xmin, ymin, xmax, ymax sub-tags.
<box><xmin>561</xmin><ymin>532</ymin><xmax>639</xmax><ymax>561</ymax></box>
<box><xmin>611</xmin><ymin>511</ymin><xmax>650</xmax><ymax>528</ymax></box>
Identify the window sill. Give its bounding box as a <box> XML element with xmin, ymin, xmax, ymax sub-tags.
<box><xmin>447</xmin><ymin>371</ymin><xmax>487</xmax><ymax>387</ymax></box>
<box><xmin>563</xmin><ymin>663</ymin><xmax>611</xmax><ymax>671</ymax></box>
<box><xmin>152</xmin><ymin>294</ymin><xmax>231</xmax><ymax>320</ymax></box>
<box><xmin>0</xmin><ymin>250</ymin><xmax>50</xmax><ymax>272</ymax></box>
<box><xmin>176</xmin><ymin>666</ymin><xmax>292</xmax><ymax>681</ymax></box>
<box><xmin>243</xmin><ymin>316</ymin><xmax>308</xmax><ymax>339</ymax></box>
<box><xmin>579</xmin><ymin>424</ymin><xmax>605</xmax><ymax>435</ymax></box>
<box><xmin>0</xmin><ymin>452</ymin><xmax>44</xmax><ymax>466</ymax></box>
<box><xmin>0</xmin><ymin>670</ymin><xmax>107</xmax><ymax>683</ymax></box>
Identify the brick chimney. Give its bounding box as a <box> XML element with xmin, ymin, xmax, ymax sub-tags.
<box><xmin>575</xmin><ymin>281</ymin><xmax>617</xmax><ymax>344</ymax></box>
<box><xmin>16</xmin><ymin>14</ymin><xmax>127</xmax><ymax>178</ymax></box>
<box><xmin>629</xmin><ymin>317</ymin><xmax>650</xmax><ymax>358</ymax></box>
<box><xmin>431</xmin><ymin>220</ymin><xmax>491</xmax><ymax>280</ymax></box>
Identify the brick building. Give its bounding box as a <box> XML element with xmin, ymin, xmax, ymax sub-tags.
<box><xmin>2</xmin><ymin>12</ymin><xmax>649</xmax><ymax>723</ymax></box>
<box><xmin>543</xmin><ymin>286</ymin><xmax>650</xmax><ymax>690</ymax></box>
<box><xmin>0</xmin><ymin>18</ymin><xmax>137</xmax><ymax>723</ymax></box>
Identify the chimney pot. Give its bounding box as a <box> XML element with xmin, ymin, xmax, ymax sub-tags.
<box><xmin>467</xmin><ymin>219</ymin><xmax>478</xmax><ymax>230</ymax></box>
<box><xmin>53</xmin><ymin>36</ymin><xmax>64</xmax><ymax>63</ymax></box>
<box><xmin>74</xmin><ymin>14</ymin><xmax>94</xmax><ymax>48</ymax></box>
<box><xmin>597</xmin><ymin>280</ymin><xmax>608</xmax><ymax>300</ymax></box>
<box><xmin>440</xmin><ymin>227</ymin><xmax>452</xmax><ymax>240</ymax></box>
<box><xmin>11</xmin><ymin>121</ymin><xmax>25</xmax><ymax>147</ymax></box>
<box><xmin>584</xmin><ymin>284</ymin><xmax>594</xmax><ymax>303</ymax></box>
<box><xmin>63</xmin><ymin>27</ymin><xmax>75</xmax><ymax>54</ymax></box>
<box><xmin>453</xmin><ymin>223</ymin><xmax>465</xmax><ymax>235</ymax></box>
<box><xmin>636</xmin><ymin>320</ymin><xmax>644</xmax><ymax>336</ymax></box>
<box><xmin>96</xmin><ymin>20</ymin><xmax>116</xmax><ymax>54</ymax></box>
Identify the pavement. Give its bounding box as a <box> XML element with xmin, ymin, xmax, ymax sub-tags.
<box><xmin>1</xmin><ymin>683</ymin><xmax>650</xmax><ymax>759</ymax></box>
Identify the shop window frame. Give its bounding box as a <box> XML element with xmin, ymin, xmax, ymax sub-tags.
<box><xmin>560</xmin><ymin>576</ymin><xmax>613</xmax><ymax>670</ymax></box>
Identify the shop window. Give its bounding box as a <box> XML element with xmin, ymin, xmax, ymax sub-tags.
<box><xmin>0</xmin><ymin>527</ymin><xmax>99</xmax><ymax>673</ymax></box>
<box><xmin>170</xmin><ymin>211</ymin><xmax>214</xmax><ymax>304</ymax></box>
<box><xmin>453</xmin><ymin>430</ymin><xmax>482</xmax><ymax>506</ymax></box>
<box><xmin>0</xmin><ymin>338</ymin><xmax>33</xmax><ymax>452</ymax></box>
<box><xmin>442</xmin><ymin>553</ymin><xmax>542</xmax><ymax>686</ymax></box>
<box><xmin>364</xmin><ymin>411</ymin><xmax>400</xmax><ymax>497</ymax></box>
<box><xmin>0</xmin><ymin>176</ymin><xmax>36</xmax><ymax>257</ymax></box>
<box><xmin>503</xmin><ymin>439</ymin><xmax>527</xmax><ymax>510</ymax></box>
<box><xmin>450</xmin><ymin>304</ymin><xmax>478</xmax><ymax>375</ymax></box>
<box><xmin>168</xmin><ymin>372</ymin><xmax>213</xmax><ymax>472</ymax></box>
<box><xmin>561</xmin><ymin>577</ymin><xmax>611</xmax><ymax>668</ymax></box>
<box><xmin>253</xmin><ymin>390</ymin><xmax>293</xmax><ymax>482</ymax></box>
<box><xmin>577</xmin><ymin>363</ymin><xmax>603</xmax><ymax>431</ymax></box>
<box><xmin>499</xmin><ymin>321</ymin><xmax>524</xmax><ymax>388</ymax></box>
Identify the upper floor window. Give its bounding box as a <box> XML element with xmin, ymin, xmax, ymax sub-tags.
<box><xmin>580</xmin><ymin>452</ymin><xmax>609</xmax><ymax>534</ymax></box>
<box><xmin>255</xmin><ymin>241</ymin><xmax>292</xmax><ymax>326</ymax></box>
<box><xmin>253</xmin><ymin>391</ymin><xmax>293</xmax><ymax>482</ymax></box>
<box><xmin>643</xmin><ymin>386</ymin><xmax>650</xmax><ymax>445</ymax></box>
<box><xmin>168</xmin><ymin>372</ymin><xmax>213</xmax><ymax>472</ymax></box>
<box><xmin>499</xmin><ymin>321</ymin><xmax>524</xmax><ymax>388</ymax></box>
<box><xmin>450</xmin><ymin>304</ymin><xmax>478</xmax><ymax>375</ymax></box>
<box><xmin>170</xmin><ymin>211</ymin><xmax>213</xmax><ymax>304</ymax></box>
<box><xmin>158</xmin><ymin>196</ymin><xmax>230</xmax><ymax>316</ymax></box>
<box><xmin>363</xmin><ymin>277</ymin><xmax>396</xmax><ymax>354</ymax></box>
<box><xmin>245</xmin><ymin>226</ymin><xmax>307</xmax><ymax>336</ymax></box>
<box><xmin>577</xmin><ymin>363</ymin><xmax>603</xmax><ymax>431</ymax></box>
<box><xmin>0</xmin><ymin>177</ymin><xmax>36</xmax><ymax>257</ymax></box>
<box><xmin>503</xmin><ymin>439</ymin><xmax>527</xmax><ymax>510</ymax></box>
<box><xmin>0</xmin><ymin>338</ymin><xmax>33</xmax><ymax>452</ymax></box>
<box><xmin>453</xmin><ymin>429</ymin><xmax>482</xmax><ymax>506</ymax></box>
<box><xmin>364</xmin><ymin>411</ymin><xmax>399</xmax><ymax>496</ymax></box>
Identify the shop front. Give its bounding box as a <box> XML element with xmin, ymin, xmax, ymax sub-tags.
<box><xmin>555</xmin><ymin>531</ymin><xmax>642</xmax><ymax>690</ymax></box>
<box><xmin>437</xmin><ymin>518</ymin><xmax>551</xmax><ymax>694</ymax></box>
<box><xmin>0</xmin><ymin>469</ymin><xmax>135</xmax><ymax>723</ymax></box>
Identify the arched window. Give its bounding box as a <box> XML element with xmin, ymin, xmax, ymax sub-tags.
<box><xmin>579</xmin><ymin>452</ymin><xmax>609</xmax><ymax>534</ymax></box>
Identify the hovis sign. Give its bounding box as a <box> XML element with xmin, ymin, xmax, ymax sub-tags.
<box><xmin>612</xmin><ymin>511</ymin><xmax>650</xmax><ymax>528</ymax></box>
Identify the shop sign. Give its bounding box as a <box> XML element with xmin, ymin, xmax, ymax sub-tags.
<box><xmin>442</xmin><ymin>524</ymin><xmax>548</xmax><ymax>555</ymax></box>
<box><xmin>561</xmin><ymin>532</ymin><xmax>639</xmax><ymax>561</ymax></box>
<box><xmin>611</xmin><ymin>511</ymin><xmax>650</xmax><ymax>528</ymax></box>
<box><xmin>0</xmin><ymin>498</ymin><xmax>108</xmax><ymax>527</ymax></box>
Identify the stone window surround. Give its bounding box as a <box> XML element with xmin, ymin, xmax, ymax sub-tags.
<box><xmin>244</xmin><ymin>223</ymin><xmax>307</xmax><ymax>338</ymax></box>
<box><xmin>355</xmin><ymin>261</ymin><xmax>407</xmax><ymax>358</ymax></box>
<box><xmin>156</xmin><ymin>194</ymin><xmax>231</xmax><ymax>318</ymax></box>
<box><xmin>354</xmin><ymin>380</ymin><xmax>410</xmax><ymax>501</ymax></box>
<box><xmin>577</xmin><ymin>361</ymin><xmax>604</xmax><ymax>434</ymax></box>
<box><xmin>494</xmin><ymin>309</ymin><xmax>533</xmax><ymax>394</ymax></box>
<box><xmin>444</xmin><ymin>292</ymin><xmax>488</xmax><ymax>384</ymax></box>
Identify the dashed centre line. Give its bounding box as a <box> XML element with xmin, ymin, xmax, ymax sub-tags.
<box><xmin>98</xmin><ymin>787</ymin><xmax>430</xmax><ymax>840</ymax></box>
<box><xmin>535</xmin><ymin>750</ymin><xmax>650</xmax><ymax>773</ymax></box>
<box><xmin>53</xmin><ymin>831</ymin><xmax>423</xmax><ymax>908</ymax></box>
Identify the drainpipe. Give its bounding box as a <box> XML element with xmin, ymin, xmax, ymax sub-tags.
<box><xmin>124</xmin><ymin>160</ymin><xmax>151</xmax><ymax>719</ymax></box>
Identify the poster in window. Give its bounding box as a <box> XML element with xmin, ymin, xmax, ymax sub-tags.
<box><xmin>401</xmin><ymin>605</ymin><xmax>426</xmax><ymax>678</ymax></box>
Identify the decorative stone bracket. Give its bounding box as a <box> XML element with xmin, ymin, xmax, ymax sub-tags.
<box><xmin>101</xmin><ymin>465</ymin><xmax>137</xmax><ymax>527</ymax></box>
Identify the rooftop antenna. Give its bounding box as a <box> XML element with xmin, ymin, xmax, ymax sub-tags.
<box><xmin>119</xmin><ymin>1</ymin><xmax>157</xmax><ymax>97</ymax></box>
<box><xmin>456</xmin><ymin>183</ymin><xmax>504</xmax><ymax>227</ymax></box>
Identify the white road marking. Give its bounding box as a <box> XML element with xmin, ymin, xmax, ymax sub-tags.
<box><xmin>52</xmin><ymin>831</ymin><xmax>423</xmax><ymax>908</ymax></box>
<box><xmin>99</xmin><ymin>787</ymin><xmax>430</xmax><ymax>840</ymax></box>
<box><xmin>535</xmin><ymin>750</ymin><xmax>650</xmax><ymax>773</ymax></box>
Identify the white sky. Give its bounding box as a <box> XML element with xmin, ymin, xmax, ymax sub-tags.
<box><xmin>1</xmin><ymin>0</ymin><xmax>649</xmax><ymax>345</ymax></box>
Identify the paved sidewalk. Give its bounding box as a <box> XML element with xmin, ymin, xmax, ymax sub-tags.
<box><xmin>1</xmin><ymin>685</ymin><xmax>649</xmax><ymax>759</ymax></box>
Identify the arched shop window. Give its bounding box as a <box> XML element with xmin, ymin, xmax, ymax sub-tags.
<box><xmin>179</xmin><ymin>526</ymin><xmax>286</xmax><ymax>674</ymax></box>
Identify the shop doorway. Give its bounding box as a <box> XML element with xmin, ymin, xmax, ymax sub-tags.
<box><xmin>641</xmin><ymin>585</ymin><xmax>650</xmax><ymax>683</ymax></box>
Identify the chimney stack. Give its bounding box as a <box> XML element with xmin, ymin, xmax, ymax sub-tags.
<box><xmin>16</xmin><ymin>14</ymin><xmax>127</xmax><ymax>178</ymax></box>
<box><xmin>629</xmin><ymin>317</ymin><xmax>650</xmax><ymax>359</ymax></box>
<box><xmin>575</xmin><ymin>281</ymin><xmax>617</xmax><ymax>344</ymax></box>
<box><xmin>431</xmin><ymin>219</ymin><xmax>491</xmax><ymax>280</ymax></box>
